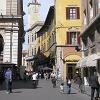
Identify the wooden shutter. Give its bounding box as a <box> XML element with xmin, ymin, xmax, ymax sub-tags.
<box><xmin>66</xmin><ymin>7</ymin><xmax>70</xmax><ymax>19</ymax></box>
<box><xmin>77</xmin><ymin>32</ymin><xmax>81</xmax><ymax>45</ymax></box>
<box><xmin>76</xmin><ymin>7</ymin><xmax>80</xmax><ymax>19</ymax></box>
<box><xmin>67</xmin><ymin>32</ymin><xmax>70</xmax><ymax>44</ymax></box>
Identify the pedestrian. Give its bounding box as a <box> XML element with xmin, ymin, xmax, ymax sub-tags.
<box><xmin>51</xmin><ymin>76</ymin><xmax>57</xmax><ymax>88</ymax></box>
<box><xmin>4</xmin><ymin>68</ymin><xmax>12</xmax><ymax>94</ymax></box>
<box><xmin>89</xmin><ymin>72</ymin><xmax>99</xmax><ymax>100</ymax></box>
<box><xmin>32</xmin><ymin>72</ymin><xmax>38</xmax><ymax>88</ymax></box>
<box><xmin>76</xmin><ymin>75</ymin><xmax>83</xmax><ymax>93</ymax></box>
<box><xmin>66</xmin><ymin>77</ymin><xmax>71</xmax><ymax>94</ymax></box>
<box><xmin>60</xmin><ymin>82</ymin><xmax>64</xmax><ymax>93</ymax></box>
<box><xmin>50</xmin><ymin>72</ymin><xmax>56</xmax><ymax>79</ymax></box>
<box><xmin>45</xmin><ymin>72</ymin><xmax>48</xmax><ymax>80</ymax></box>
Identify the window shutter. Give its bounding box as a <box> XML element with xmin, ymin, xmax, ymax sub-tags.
<box><xmin>67</xmin><ymin>32</ymin><xmax>70</xmax><ymax>44</ymax></box>
<box><xmin>76</xmin><ymin>7</ymin><xmax>80</xmax><ymax>19</ymax></box>
<box><xmin>66</xmin><ymin>7</ymin><xmax>70</xmax><ymax>19</ymax></box>
<box><xmin>77</xmin><ymin>32</ymin><xmax>81</xmax><ymax>45</ymax></box>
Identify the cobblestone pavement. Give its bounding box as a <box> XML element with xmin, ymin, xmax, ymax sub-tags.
<box><xmin>0</xmin><ymin>79</ymin><xmax>91</xmax><ymax>100</ymax></box>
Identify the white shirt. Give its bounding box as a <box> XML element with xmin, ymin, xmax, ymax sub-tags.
<box><xmin>60</xmin><ymin>85</ymin><xmax>64</xmax><ymax>90</ymax></box>
<box><xmin>32</xmin><ymin>74</ymin><xmax>37</xmax><ymax>80</ymax></box>
<box><xmin>51</xmin><ymin>73</ymin><xmax>56</xmax><ymax>78</ymax></box>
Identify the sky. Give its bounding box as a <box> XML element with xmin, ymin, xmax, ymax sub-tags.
<box><xmin>23</xmin><ymin>0</ymin><xmax>54</xmax><ymax>50</ymax></box>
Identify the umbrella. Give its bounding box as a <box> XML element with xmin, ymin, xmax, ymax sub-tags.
<box><xmin>42</xmin><ymin>67</ymin><xmax>53</xmax><ymax>70</ymax></box>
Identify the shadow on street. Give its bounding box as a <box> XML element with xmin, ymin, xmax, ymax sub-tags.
<box><xmin>0</xmin><ymin>80</ymin><xmax>42</xmax><ymax>91</ymax></box>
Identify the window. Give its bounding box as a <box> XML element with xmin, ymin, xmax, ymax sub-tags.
<box><xmin>35</xmin><ymin>33</ymin><xmax>37</xmax><ymax>40</ymax></box>
<box><xmin>66</xmin><ymin>7</ymin><xmax>80</xmax><ymax>19</ymax></box>
<box><xmin>32</xmin><ymin>48</ymin><xmax>33</xmax><ymax>55</ymax></box>
<box><xmin>34</xmin><ymin>48</ymin><xmax>36</xmax><ymax>55</ymax></box>
<box><xmin>28</xmin><ymin>36</ymin><xmax>29</xmax><ymax>43</ymax></box>
<box><xmin>66</xmin><ymin>32</ymin><xmax>81</xmax><ymax>45</ymax></box>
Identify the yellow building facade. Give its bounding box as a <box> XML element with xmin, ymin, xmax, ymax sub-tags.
<box><xmin>55</xmin><ymin>0</ymin><xmax>83</xmax><ymax>81</ymax></box>
<box><xmin>36</xmin><ymin>6</ymin><xmax>56</xmax><ymax>70</ymax></box>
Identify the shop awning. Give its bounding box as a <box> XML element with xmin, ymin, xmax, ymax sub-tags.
<box><xmin>86</xmin><ymin>54</ymin><xmax>98</xmax><ymax>67</ymax></box>
<box><xmin>77</xmin><ymin>54</ymin><xmax>100</xmax><ymax>68</ymax></box>
<box><xmin>65</xmin><ymin>54</ymin><xmax>81</xmax><ymax>62</ymax></box>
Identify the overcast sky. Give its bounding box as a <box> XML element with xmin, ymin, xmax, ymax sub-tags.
<box><xmin>23</xmin><ymin>0</ymin><xmax>54</xmax><ymax>50</ymax></box>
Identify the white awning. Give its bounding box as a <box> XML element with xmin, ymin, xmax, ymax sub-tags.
<box><xmin>77</xmin><ymin>54</ymin><xmax>100</xmax><ymax>68</ymax></box>
<box><xmin>77</xmin><ymin>59</ymin><xmax>82</xmax><ymax>67</ymax></box>
<box><xmin>76</xmin><ymin>57</ymin><xmax>87</xmax><ymax>68</ymax></box>
<box><xmin>86</xmin><ymin>54</ymin><xmax>98</xmax><ymax>67</ymax></box>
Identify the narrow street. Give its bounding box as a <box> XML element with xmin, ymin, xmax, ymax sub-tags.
<box><xmin>0</xmin><ymin>79</ymin><xmax>90</xmax><ymax>100</ymax></box>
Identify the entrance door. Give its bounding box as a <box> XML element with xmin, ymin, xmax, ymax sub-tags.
<box><xmin>67</xmin><ymin>64</ymin><xmax>76</xmax><ymax>79</ymax></box>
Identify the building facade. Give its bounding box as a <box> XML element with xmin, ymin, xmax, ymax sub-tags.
<box><xmin>0</xmin><ymin>0</ymin><xmax>24</xmax><ymax>67</ymax></box>
<box><xmin>55</xmin><ymin>0</ymin><xmax>82</xmax><ymax>81</ymax></box>
<box><xmin>33</xmin><ymin>0</ymin><xmax>83</xmax><ymax>81</ymax></box>
<box><xmin>36</xmin><ymin>6</ymin><xmax>55</xmax><ymax>71</ymax></box>
<box><xmin>26</xmin><ymin>0</ymin><xmax>44</xmax><ymax>72</ymax></box>
<box><xmin>77</xmin><ymin>0</ymin><xmax>100</xmax><ymax>85</ymax></box>
<box><xmin>31</xmin><ymin>0</ymin><xmax>82</xmax><ymax>81</ymax></box>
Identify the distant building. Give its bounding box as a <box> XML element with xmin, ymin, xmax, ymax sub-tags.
<box><xmin>26</xmin><ymin>0</ymin><xmax>44</xmax><ymax>72</ymax></box>
<box><xmin>22</xmin><ymin>50</ymin><xmax>28</xmax><ymax>67</ymax></box>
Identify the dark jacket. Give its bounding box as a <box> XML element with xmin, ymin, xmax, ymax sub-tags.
<box><xmin>76</xmin><ymin>77</ymin><xmax>82</xmax><ymax>85</ymax></box>
<box><xmin>89</xmin><ymin>75</ymin><xmax>99</xmax><ymax>88</ymax></box>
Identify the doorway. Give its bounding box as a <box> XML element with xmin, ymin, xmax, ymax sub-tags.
<box><xmin>67</xmin><ymin>64</ymin><xmax>76</xmax><ymax>79</ymax></box>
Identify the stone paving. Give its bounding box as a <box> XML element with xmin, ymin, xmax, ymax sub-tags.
<box><xmin>0</xmin><ymin>79</ymin><xmax>91</xmax><ymax>100</ymax></box>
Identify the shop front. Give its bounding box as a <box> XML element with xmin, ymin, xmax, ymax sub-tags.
<box><xmin>77</xmin><ymin>54</ymin><xmax>100</xmax><ymax>85</ymax></box>
<box><xmin>63</xmin><ymin>54</ymin><xmax>81</xmax><ymax>81</ymax></box>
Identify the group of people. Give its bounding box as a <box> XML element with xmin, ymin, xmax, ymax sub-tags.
<box><xmin>0</xmin><ymin>68</ymin><xmax>100</xmax><ymax>100</ymax></box>
<box><xmin>59</xmin><ymin>72</ymin><xmax>100</xmax><ymax>100</ymax></box>
<box><xmin>59</xmin><ymin>77</ymin><xmax>72</xmax><ymax>94</ymax></box>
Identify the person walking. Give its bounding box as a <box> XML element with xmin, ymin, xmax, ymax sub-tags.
<box><xmin>76</xmin><ymin>75</ymin><xmax>83</xmax><ymax>93</ymax></box>
<box><xmin>89</xmin><ymin>72</ymin><xmax>99</xmax><ymax>100</ymax></box>
<box><xmin>66</xmin><ymin>77</ymin><xmax>71</xmax><ymax>94</ymax></box>
<box><xmin>60</xmin><ymin>82</ymin><xmax>64</xmax><ymax>93</ymax></box>
<box><xmin>4</xmin><ymin>68</ymin><xmax>12</xmax><ymax>94</ymax></box>
<box><xmin>32</xmin><ymin>72</ymin><xmax>38</xmax><ymax>88</ymax></box>
<box><xmin>51</xmin><ymin>76</ymin><xmax>57</xmax><ymax>88</ymax></box>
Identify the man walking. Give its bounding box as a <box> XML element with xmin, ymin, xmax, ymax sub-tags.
<box><xmin>32</xmin><ymin>72</ymin><xmax>38</xmax><ymax>88</ymax></box>
<box><xmin>4</xmin><ymin>68</ymin><xmax>12</xmax><ymax>94</ymax></box>
<box><xmin>89</xmin><ymin>72</ymin><xmax>99</xmax><ymax>100</ymax></box>
<box><xmin>76</xmin><ymin>75</ymin><xmax>83</xmax><ymax>93</ymax></box>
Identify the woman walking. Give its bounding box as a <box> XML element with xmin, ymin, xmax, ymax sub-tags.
<box><xmin>66</xmin><ymin>77</ymin><xmax>71</xmax><ymax>94</ymax></box>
